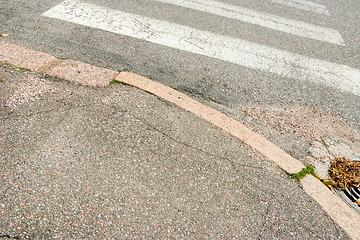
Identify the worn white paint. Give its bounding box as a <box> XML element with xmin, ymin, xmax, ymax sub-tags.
<box><xmin>270</xmin><ymin>0</ymin><xmax>330</xmax><ymax>16</ymax></box>
<box><xmin>154</xmin><ymin>0</ymin><xmax>342</xmax><ymax>45</ymax></box>
<box><xmin>42</xmin><ymin>0</ymin><xmax>360</xmax><ymax>96</ymax></box>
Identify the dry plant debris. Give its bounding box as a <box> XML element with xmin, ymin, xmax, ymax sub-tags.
<box><xmin>329</xmin><ymin>157</ymin><xmax>360</xmax><ymax>190</ymax></box>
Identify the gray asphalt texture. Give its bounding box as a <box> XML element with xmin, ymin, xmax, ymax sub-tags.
<box><xmin>1</xmin><ymin>0</ymin><xmax>359</xmax><ymax>169</ymax></box>
<box><xmin>0</xmin><ymin>65</ymin><xmax>350</xmax><ymax>239</ymax></box>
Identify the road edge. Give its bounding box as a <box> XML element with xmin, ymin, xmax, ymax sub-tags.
<box><xmin>1</xmin><ymin>40</ymin><xmax>359</xmax><ymax>240</ymax></box>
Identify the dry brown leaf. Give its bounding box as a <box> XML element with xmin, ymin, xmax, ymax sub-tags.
<box><xmin>329</xmin><ymin>157</ymin><xmax>360</xmax><ymax>189</ymax></box>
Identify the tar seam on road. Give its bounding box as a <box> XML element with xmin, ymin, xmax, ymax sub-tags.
<box><xmin>1</xmin><ymin>40</ymin><xmax>360</xmax><ymax>240</ymax></box>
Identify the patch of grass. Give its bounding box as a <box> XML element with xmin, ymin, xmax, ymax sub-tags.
<box><xmin>0</xmin><ymin>79</ymin><xmax>4</xmax><ymax>82</ymax></box>
<box><xmin>16</xmin><ymin>67</ymin><xmax>27</xmax><ymax>71</ymax></box>
<box><xmin>109</xmin><ymin>80</ymin><xmax>126</xmax><ymax>85</ymax></box>
<box><xmin>291</xmin><ymin>165</ymin><xmax>316</xmax><ymax>182</ymax></box>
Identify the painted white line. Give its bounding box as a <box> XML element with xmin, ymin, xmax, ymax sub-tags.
<box><xmin>270</xmin><ymin>0</ymin><xmax>330</xmax><ymax>16</ymax></box>
<box><xmin>42</xmin><ymin>0</ymin><xmax>360</xmax><ymax>96</ymax></box>
<box><xmin>154</xmin><ymin>0</ymin><xmax>342</xmax><ymax>45</ymax></box>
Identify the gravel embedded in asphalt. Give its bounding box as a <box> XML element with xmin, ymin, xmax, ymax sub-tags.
<box><xmin>0</xmin><ymin>65</ymin><xmax>350</xmax><ymax>239</ymax></box>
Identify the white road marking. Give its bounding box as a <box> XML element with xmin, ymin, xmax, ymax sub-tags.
<box><xmin>154</xmin><ymin>0</ymin><xmax>342</xmax><ymax>45</ymax></box>
<box><xmin>270</xmin><ymin>0</ymin><xmax>330</xmax><ymax>16</ymax></box>
<box><xmin>42</xmin><ymin>0</ymin><xmax>360</xmax><ymax>96</ymax></box>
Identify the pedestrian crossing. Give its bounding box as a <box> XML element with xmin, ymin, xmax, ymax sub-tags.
<box><xmin>42</xmin><ymin>0</ymin><xmax>360</xmax><ymax>96</ymax></box>
<box><xmin>154</xmin><ymin>0</ymin><xmax>343</xmax><ymax>45</ymax></box>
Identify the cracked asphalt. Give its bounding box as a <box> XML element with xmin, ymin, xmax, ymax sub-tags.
<box><xmin>0</xmin><ymin>64</ymin><xmax>350</xmax><ymax>239</ymax></box>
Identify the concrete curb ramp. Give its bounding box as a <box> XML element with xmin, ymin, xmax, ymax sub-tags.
<box><xmin>1</xmin><ymin>40</ymin><xmax>359</xmax><ymax>239</ymax></box>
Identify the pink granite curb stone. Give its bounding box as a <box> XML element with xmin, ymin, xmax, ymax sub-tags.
<box><xmin>47</xmin><ymin>59</ymin><xmax>118</xmax><ymax>87</ymax></box>
<box><xmin>0</xmin><ymin>41</ymin><xmax>57</xmax><ymax>71</ymax></box>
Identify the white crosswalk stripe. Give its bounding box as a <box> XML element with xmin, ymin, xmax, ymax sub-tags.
<box><xmin>154</xmin><ymin>0</ymin><xmax>343</xmax><ymax>45</ymax></box>
<box><xmin>269</xmin><ymin>0</ymin><xmax>330</xmax><ymax>16</ymax></box>
<box><xmin>42</xmin><ymin>0</ymin><xmax>360</xmax><ymax>96</ymax></box>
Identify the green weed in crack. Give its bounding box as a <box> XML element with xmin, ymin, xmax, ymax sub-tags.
<box><xmin>109</xmin><ymin>80</ymin><xmax>126</xmax><ymax>85</ymax></box>
<box><xmin>291</xmin><ymin>165</ymin><xmax>316</xmax><ymax>182</ymax></box>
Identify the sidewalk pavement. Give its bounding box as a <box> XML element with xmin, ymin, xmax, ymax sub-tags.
<box><xmin>0</xmin><ymin>41</ymin><xmax>358</xmax><ymax>239</ymax></box>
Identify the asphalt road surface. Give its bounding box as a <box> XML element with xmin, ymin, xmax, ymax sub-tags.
<box><xmin>1</xmin><ymin>0</ymin><xmax>359</xmax><ymax>169</ymax></box>
<box><xmin>0</xmin><ymin>64</ymin><xmax>352</xmax><ymax>239</ymax></box>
